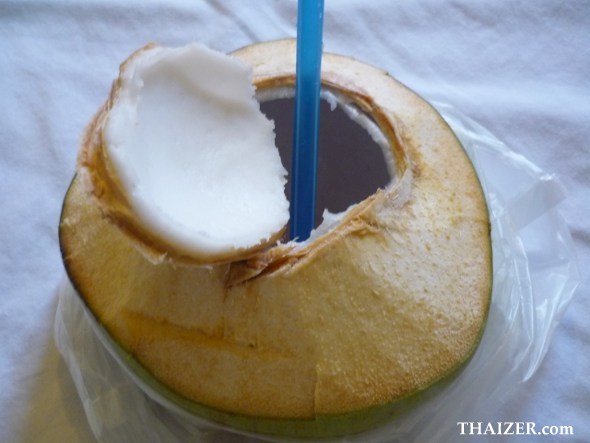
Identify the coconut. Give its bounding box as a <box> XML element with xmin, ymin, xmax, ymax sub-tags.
<box><xmin>59</xmin><ymin>39</ymin><xmax>492</xmax><ymax>438</ymax></box>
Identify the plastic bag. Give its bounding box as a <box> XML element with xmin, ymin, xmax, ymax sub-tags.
<box><xmin>54</xmin><ymin>101</ymin><xmax>579</xmax><ymax>443</ymax></box>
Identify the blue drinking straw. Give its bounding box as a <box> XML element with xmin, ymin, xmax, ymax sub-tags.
<box><xmin>290</xmin><ymin>0</ymin><xmax>325</xmax><ymax>241</ymax></box>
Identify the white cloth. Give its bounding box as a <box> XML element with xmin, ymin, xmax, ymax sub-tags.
<box><xmin>1</xmin><ymin>1</ymin><xmax>588</xmax><ymax>442</ymax></box>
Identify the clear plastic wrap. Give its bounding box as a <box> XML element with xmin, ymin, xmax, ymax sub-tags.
<box><xmin>54</xmin><ymin>101</ymin><xmax>579</xmax><ymax>442</ymax></box>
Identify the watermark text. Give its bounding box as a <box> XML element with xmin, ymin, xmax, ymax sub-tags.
<box><xmin>457</xmin><ymin>422</ymin><xmax>574</xmax><ymax>437</ymax></box>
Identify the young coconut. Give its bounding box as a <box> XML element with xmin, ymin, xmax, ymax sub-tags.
<box><xmin>60</xmin><ymin>39</ymin><xmax>492</xmax><ymax>438</ymax></box>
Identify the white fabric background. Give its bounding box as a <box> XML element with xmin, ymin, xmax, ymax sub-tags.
<box><xmin>1</xmin><ymin>1</ymin><xmax>588</xmax><ymax>442</ymax></box>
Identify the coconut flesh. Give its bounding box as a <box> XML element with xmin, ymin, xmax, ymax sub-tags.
<box><xmin>101</xmin><ymin>43</ymin><xmax>290</xmax><ymax>261</ymax></box>
<box><xmin>63</xmin><ymin>40</ymin><xmax>493</xmax><ymax>438</ymax></box>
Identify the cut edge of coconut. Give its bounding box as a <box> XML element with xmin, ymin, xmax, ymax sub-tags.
<box><xmin>79</xmin><ymin>42</ymin><xmax>409</xmax><ymax>269</ymax></box>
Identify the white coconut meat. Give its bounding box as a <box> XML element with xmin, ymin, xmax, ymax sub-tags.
<box><xmin>102</xmin><ymin>43</ymin><xmax>289</xmax><ymax>258</ymax></box>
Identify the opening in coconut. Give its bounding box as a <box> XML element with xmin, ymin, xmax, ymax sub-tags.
<box><xmin>258</xmin><ymin>87</ymin><xmax>394</xmax><ymax>242</ymax></box>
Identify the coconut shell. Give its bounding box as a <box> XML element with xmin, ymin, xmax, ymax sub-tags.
<box><xmin>59</xmin><ymin>39</ymin><xmax>492</xmax><ymax>437</ymax></box>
